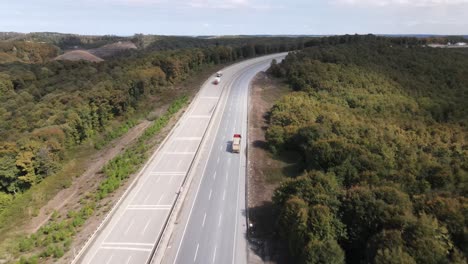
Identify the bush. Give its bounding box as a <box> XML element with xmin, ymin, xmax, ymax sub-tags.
<box><xmin>18</xmin><ymin>255</ymin><xmax>39</xmax><ymax>264</ymax></box>
<box><xmin>18</xmin><ymin>237</ymin><xmax>34</xmax><ymax>252</ymax></box>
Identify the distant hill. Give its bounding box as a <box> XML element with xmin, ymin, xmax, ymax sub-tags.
<box><xmin>88</xmin><ymin>41</ymin><xmax>137</xmax><ymax>58</ymax></box>
<box><xmin>0</xmin><ymin>32</ymin><xmax>131</xmax><ymax>50</ymax></box>
<box><xmin>52</xmin><ymin>40</ymin><xmax>138</xmax><ymax>62</ymax></box>
<box><xmin>54</xmin><ymin>50</ymin><xmax>104</xmax><ymax>62</ymax></box>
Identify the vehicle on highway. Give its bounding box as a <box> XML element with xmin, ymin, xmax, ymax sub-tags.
<box><xmin>232</xmin><ymin>134</ymin><xmax>241</xmax><ymax>153</ymax></box>
<box><xmin>216</xmin><ymin>71</ymin><xmax>223</xmax><ymax>77</ymax></box>
<box><xmin>213</xmin><ymin>77</ymin><xmax>221</xmax><ymax>84</ymax></box>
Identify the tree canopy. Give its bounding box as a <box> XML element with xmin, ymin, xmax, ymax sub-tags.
<box><xmin>0</xmin><ymin>36</ymin><xmax>303</xmax><ymax>208</ymax></box>
<box><xmin>268</xmin><ymin>35</ymin><xmax>468</xmax><ymax>263</ymax></box>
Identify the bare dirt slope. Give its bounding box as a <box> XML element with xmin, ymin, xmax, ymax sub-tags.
<box><xmin>54</xmin><ymin>50</ymin><xmax>104</xmax><ymax>62</ymax></box>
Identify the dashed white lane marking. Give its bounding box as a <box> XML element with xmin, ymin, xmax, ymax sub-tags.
<box><xmin>217</xmin><ymin>157</ymin><xmax>220</xmax><ymax>164</ymax></box>
<box><xmin>176</xmin><ymin>160</ymin><xmax>183</xmax><ymax>169</ymax></box>
<box><xmin>125</xmin><ymin>255</ymin><xmax>132</xmax><ymax>264</ymax></box>
<box><xmin>219</xmin><ymin>145</ymin><xmax>223</xmax><ymax>151</ymax></box>
<box><xmin>222</xmin><ymin>189</ymin><xmax>226</xmax><ymax>201</ymax></box>
<box><xmin>225</xmin><ymin>172</ymin><xmax>228</xmax><ymax>180</ymax></box>
<box><xmin>141</xmin><ymin>219</ymin><xmax>151</xmax><ymax>234</ymax></box>
<box><xmin>212</xmin><ymin>246</ymin><xmax>217</xmax><ymax>264</ymax></box>
<box><xmin>208</xmin><ymin>189</ymin><xmax>212</xmax><ymax>200</ymax></box>
<box><xmin>124</xmin><ymin>219</ymin><xmax>134</xmax><ymax>235</ymax></box>
<box><xmin>194</xmin><ymin>243</ymin><xmax>200</xmax><ymax>262</ymax></box>
<box><xmin>168</xmin><ymin>174</ymin><xmax>175</xmax><ymax>184</ymax></box>
<box><xmin>105</xmin><ymin>254</ymin><xmax>114</xmax><ymax>264</ymax></box>
<box><xmin>143</xmin><ymin>192</ymin><xmax>151</xmax><ymax>204</ymax></box>
<box><xmin>157</xmin><ymin>193</ymin><xmax>165</xmax><ymax>204</ymax></box>
<box><xmin>228</xmin><ymin>157</ymin><xmax>231</xmax><ymax>165</ymax></box>
<box><xmin>202</xmin><ymin>213</ymin><xmax>207</xmax><ymax>227</ymax></box>
<box><xmin>218</xmin><ymin>213</ymin><xmax>222</xmax><ymax>227</ymax></box>
<box><xmin>213</xmin><ymin>171</ymin><xmax>217</xmax><ymax>180</ymax></box>
<box><xmin>101</xmin><ymin>246</ymin><xmax>151</xmax><ymax>252</ymax></box>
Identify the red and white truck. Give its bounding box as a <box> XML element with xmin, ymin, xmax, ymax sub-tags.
<box><xmin>232</xmin><ymin>134</ymin><xmax>241</xmax><ymax>153</ymax></box>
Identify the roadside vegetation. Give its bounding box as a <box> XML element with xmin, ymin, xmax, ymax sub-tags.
<box><xmin>265</xmin><ymin>35</ymin><xmax>467</xmax><ymax>264</ymax></box>
<box><xmin>11</xmin><ymin>96</ymin><xmax>187</xmax><ymax>263</ymax></box>
<box><xmin>0</xmin><ymin>34</ymin><xmax>306</xmax><ymax>262</ymax></box>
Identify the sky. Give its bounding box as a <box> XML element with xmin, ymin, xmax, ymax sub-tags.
<box><xmin>0</xmin><ymin>0</ymin><xmax>467</xmax><ymax>36</ymax></box>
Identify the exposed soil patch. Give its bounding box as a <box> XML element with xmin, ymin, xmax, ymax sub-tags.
<box><xmin>54</xmin><ymin>41</ymin><xmax>138</xmax><ymax>62</ymax></box>
<box><xmin>247</xmin><ymin>72</ymin><xmax>299</xmax><ymax>264</ymax></box>
<box><xmin>54</xmin><ymin>50</ymin><xmax>104</xmax><ymax>62</ymax></box>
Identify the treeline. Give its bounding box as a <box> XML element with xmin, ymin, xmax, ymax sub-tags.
<box><xmin>304</xmin><ymin>34</ymin><xmax>427</xmax><ymax>47</ymax></box>
<box><xmin>142</xmin><ymin>36</ymin><xmax>305</xmax><ymax>52</ymax></box>
<box><xmin>0</xmin><ymin>39</ymin><xmax>298</xmax><ymax>210</ymax></box>
<box><xmin>0</xmin><ymin>41</ymin><xmax>59</xmax><ymax>63</ymax></box>
<box><xmin>267</xmin><ymin>36</ymin><xmax>468</xmax><ymax>263</ymax></box>
<box><xmin>0</xmin><ymin>32</ymin><xmax>128</xmax><ymax>50</ymax></box>
<box><xmin>303</xmin><ymin>34</ymin><xmax>467</xmax><ymax>47</ymax></box>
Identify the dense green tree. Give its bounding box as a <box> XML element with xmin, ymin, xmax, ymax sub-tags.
<box><xmin>268</xmin><ymin>36</ymin><xmax>468</xmax><ymax>263</ymax></box>
<box><xmin>0</xmin><ymin>36</ymin><xmax>304</xmax><ymax>200</ymax></box>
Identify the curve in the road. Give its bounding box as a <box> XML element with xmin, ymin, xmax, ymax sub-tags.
<box><xmin>165</xmin><ymin>54</ymin><xmax>286</xmax><ymax>264</ymax></box>
<box><xmin>73</xmin><ymin>53</ymin><xmax>286</xmax><ymax>264</ymax></box>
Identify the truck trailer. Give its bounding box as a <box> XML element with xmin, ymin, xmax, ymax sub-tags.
<box><xmin>232</xmin><ymin>134</ymin><xmax>241</xmax><ymax>153</ymax></box>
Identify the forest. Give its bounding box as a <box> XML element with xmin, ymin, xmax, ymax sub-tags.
<box><xmin>267</xmin><ymin>35</ymin><xmax>467</xmax><ymax>263</ymax></box>
<box><xmin>0</xmin><ymin>36</ymin><xmax>305</xmax><ymax>213</ymax></box>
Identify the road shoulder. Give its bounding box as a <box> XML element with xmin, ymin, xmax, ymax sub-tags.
<box><xmin>246</xmin><ymin>72</ymin><xmax>294</xmax><ymax>264</ymax></box>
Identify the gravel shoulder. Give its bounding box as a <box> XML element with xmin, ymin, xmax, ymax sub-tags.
<box><xmin>247</xmin><ymin>72</ymin><xmax>295</xmax><ymax>264</ymax></box>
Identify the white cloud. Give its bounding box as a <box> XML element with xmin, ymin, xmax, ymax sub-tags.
<box><xmin>188</xmin><ymin>0</ymin><xmax>249</xmax><ymax>9</ymax></box>
<box><xmin>336</xmin><ymin>0</ymin><xmax>468</xmax><ymax>7</ymax></box>
<box><xmin>107</xmin><ymin>0</ymin><xmax>263</xmax><ymax>9</ymax></box>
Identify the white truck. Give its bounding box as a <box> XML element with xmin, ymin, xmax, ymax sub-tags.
<box><xmin>216</xmin><ymin>71</ymin><xmax>223</xmax><ymax>77</ymax></box>
<box><xmin>232</xmin><ymin>134</ymin><xmax>241</xmax><ymax>153</ymax></box>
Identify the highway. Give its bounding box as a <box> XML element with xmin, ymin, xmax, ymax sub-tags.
<box><xmin>161</xmin><ymin>53</ymin><xmax>286</xmax><ymax>264</ymax></box>
<box><xmin>74</xmin><ymin>53</ymin><xmax>286</xmax><ymax>264</ymax></box>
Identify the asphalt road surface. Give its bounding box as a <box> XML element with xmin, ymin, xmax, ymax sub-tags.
<box><xmin>161</xmin><ymin>53</ymin><xmax>286</xmax><ymax>264</ymax></box>
<box><xmin>74</xmin><ymin>53</ymin><xmax>286</xmax><ymax>264</ymax></box>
